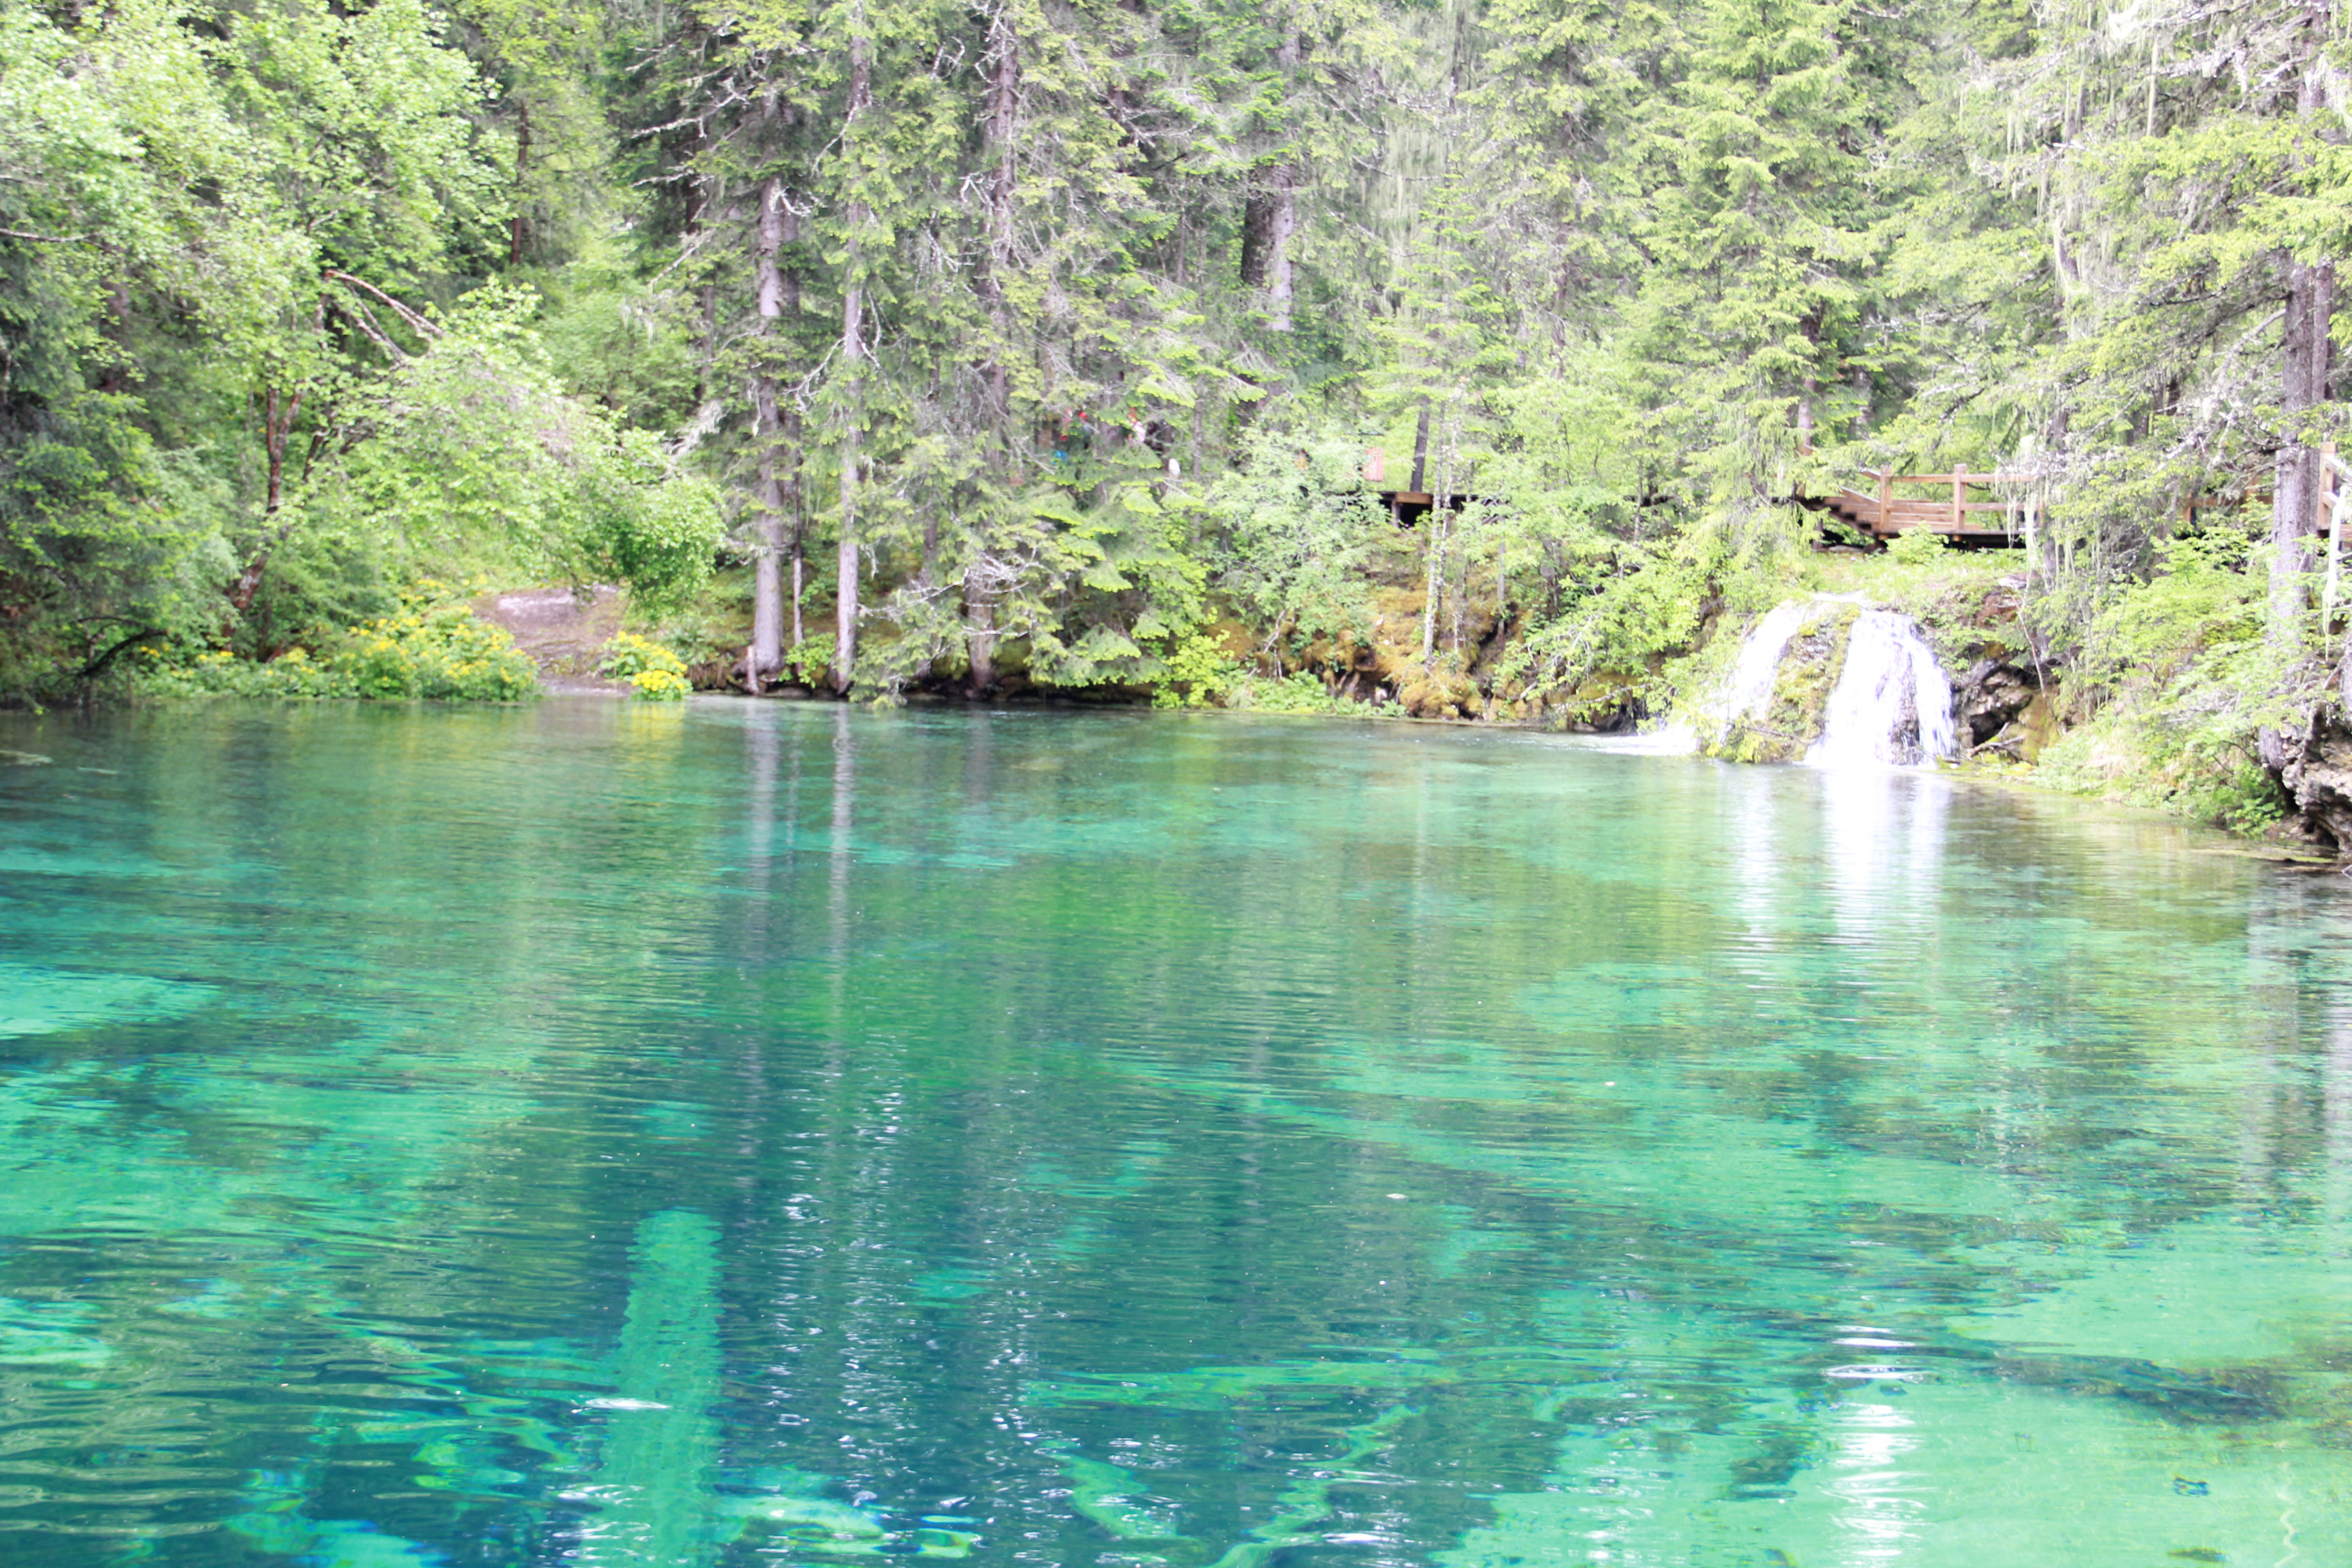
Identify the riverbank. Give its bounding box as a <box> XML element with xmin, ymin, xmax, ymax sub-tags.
<box><xmin>80</xmin><ymin>524</ymin><xmax>2338</xmax><ymax>857</ymax></box>
<box><xmin>614</xmin><ymin>537</ymin><xmax>2323</xmax><ymax>853</ymax></box>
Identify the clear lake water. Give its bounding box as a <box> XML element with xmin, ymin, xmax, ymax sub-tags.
<box><xmin>1</xmin><ymin>698</ymin><xmax>2347</xmax><ymax>1567</ymax></box>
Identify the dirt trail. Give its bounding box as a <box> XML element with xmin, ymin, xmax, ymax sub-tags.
<box><xmin>474</xmin><ymin>586</ymin><xmax>628</xmax><ymax>694</ymax></box>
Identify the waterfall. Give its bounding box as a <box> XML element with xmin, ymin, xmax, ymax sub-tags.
<box><xmin>1720</xmin><ymin>600</ymin><xmax>1815</xmax><ymax>723</ymax></box>
<box><xmin>1806</xmin><ymin>609</ymin><xmax>1958</xmax><ymax>768</ymax></box>
<box><xmin>1599</xmin><ymin>597</ymin><xmax>1958</xmax><ymax>766</ymax></box>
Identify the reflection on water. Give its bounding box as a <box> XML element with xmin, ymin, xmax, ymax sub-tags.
<box><xmin>0</xmin><ymin>701</ymin><xmax>2349</xmax><ymax>1567</ymax></box>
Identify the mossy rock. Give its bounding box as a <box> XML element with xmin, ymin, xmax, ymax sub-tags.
<box><xmin>1536</xmin><ymin>671</ymin><xmax>1645</xmax><ymax>732</ymax></box>
<box><xmin>1701</xmin><ymin>602</ymin><xmax>1859</xmax><ymax>762</ymax></box>
<box><xmin>1398</xmin><ymin>666</ymin><xmax>1477</xmax><ymax>718</ymax></box>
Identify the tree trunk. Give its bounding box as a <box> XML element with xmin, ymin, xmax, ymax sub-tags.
<box><xmin>981</xmin><ymin>10</ymin><xmax>1019</xmax><ymax>433</ymax></box>
<box><xmin>749</xmin><ymin>105</ymin><xmax>803</xmax><ymax>687</ymax></box>
<box><xmin>749</xmin><ymin>177</ymin><xmax>789</xmax><ymax>685</ymax></box>
<box><xmin>1267</xmin><ymin>172</ymin><xmax>1297</xmax><ymax>333</ymax></box>
<box><xmin>1447</xmin><ymin>444</ymin><xmax>1466</xmax><ymax>657</ymax></box>
<box><xmin>228</xmin><ymin>384</ymin><xmax>302</xmax><ymax>615</ymax></box>
<box><xmin>1239</xmin><ymin>27</ymin><xmax>1302</xmax><ymax>331</ymax></box>
<box><xmin>509</xmin><ymin>97</ymin><xmax>531</xmax><ymax>268</ymax></box>
<box><xmin>834</xmin><ymin>15</ymin><xmax>872</xmax><ymax>694</ymax></box>
<box><xmin>2272</xmin><ymin>260</ymin><xmax>2336</xmax><ymax>636</ymax></box>
<box><xmin>953</xmin><ymin>5</ymin><xmax>1020</xmax><ymax>699</ymax></box>
<box><xmin>1264</xmin><ymin>29</ymin><xmax>1301</xmax><ymax>333</ymax></box>
<box><xmin>2270</xmin><ymin>12</ymin><xmax>2338</xmax><ymax>656</ymax></box>
<box><xmin>1239</xmin><ymin>193</ymin><xmax>1274</xmax><ymax>290</ymax></box>
<box><xmin>1422</xmin><ymin>406</ymin><xmax>1454</xmax><ymax>671</ymax></box>
<box><xmin>2259</xmin><ymin>7</ymin><xmax>2337</xmax><ymax>774</ymax></box>
<box><xmin>1492</xmin><ymin>519</ymin><xmax>1507</xmax><ymax>626</ymax></box>
<box><xmin>96</xmin><ymin>276</ymin><xmax>130</xmax><ymax>394</ymax></box>
<box><xmin>964</xmin><ymin>572</ymin><xmax>997</xmax><ymax>693</ymax></box>
<box><xmin>1420</xmin><ymin>506</ymin><xmax>1446</xmax><ymax>672</ymax></box>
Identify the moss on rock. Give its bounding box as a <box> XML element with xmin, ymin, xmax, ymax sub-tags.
<box><xmin>1701</xmin><ymin>601</ymin><xmax>1859</xmax><ymax>762</ymax></box>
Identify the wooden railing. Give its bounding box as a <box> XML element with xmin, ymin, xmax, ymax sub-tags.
<box><xmin>1877</xmin><ymin>471</ymin><xmax>2021</xmax><ymax>521</ymax></box>
<box><xmin>1820</xmin><ymin>470</ymin><xmax>2036</xmax><ymax>540</ymax></box>
<box><xmin>1366</xmin><ymin>444</ymin><xmax>2352</xmax><ymax>564</ymax></box>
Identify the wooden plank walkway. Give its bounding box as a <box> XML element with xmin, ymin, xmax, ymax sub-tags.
<box><xmin>1360</xmin><ymin>446</ymin><xmax>2034</xmax><ymax>543</ymax></box>
<box><xmin>1810</xmin><ymin>471</ymin><xmax>2031</xmax><ymax>543</ymax></box>
<box><xmin>1362</xmin><ymin>447</ymin><xmax>1472</xmax><ymax>525</ymax></box>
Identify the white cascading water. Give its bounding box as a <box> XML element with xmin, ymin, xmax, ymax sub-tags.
<box><xmin>1595</xmin><ymin>600</ymin><xmax>1816</xmax><ymax>754</ymax></box>
<box><xmin>1805</xmin><ymin>608</ymin><xmax>1958</xmax><ymax>768</ymax></box>
<box><xmin>1720</xmin><ymin>600</ymin><xmax>1814</xmax><ymax>724</ymax></box>
<box><xmin>1596</xmin><ymin>597</ymin><xmax>1957</xmax><ymax>763</ymax></box>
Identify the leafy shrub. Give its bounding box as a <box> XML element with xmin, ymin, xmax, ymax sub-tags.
<box><xmin>2031</xmin><ymin>534</ymin><xmax>2299</xmax><ymax>833</ymax></box>
<box><xmin>137</xmin><ymin>645</ymin><xmax>356</xmax><ymax>700</ymax></box>
<box><xmin>1226</xmin><ymin>672</ymin><xmax>1358</xmax><ymax>713</ymax></box>
<box><xmin>625</xmin><ymin>666</ymin><xmax>691</xmax><ymax>701</ymax></box>
<box><xmin>1886</xmin><ymin>527</ymin><xmax>1950</xmax><ymax>567</ymax></box>
<box><xmin>332</xmin><ymin>287</ymin><xmax>724</xmax><ymax>617</ymax></box>
<box><xmin>336</xmin><ymin>604</ymin><xmax>540</xmax><ymax>700</ymax></box>
<box><xmin>1151</xmin><ymin>632</ymin><xmax>1245</xmax><ymax>708</ymax></box>
<box><xmin>597</xmin><ymin>632</ymin><xmax>690</xmax><ymax>700</ymax></box>
<box><xmin>780</xmin><ymin>637</ymin><xmax>835</xmax><ymax>688</ymax></box>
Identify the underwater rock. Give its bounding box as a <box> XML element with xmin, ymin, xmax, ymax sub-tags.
<box><xmin>1986</xmin><ymin>1353</ymin><xmax>2279</xmax><ymax>1424</ymax></box>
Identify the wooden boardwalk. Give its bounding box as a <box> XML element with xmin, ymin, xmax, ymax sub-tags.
<box><xmin>1362</xmin><ymin>448</ymin><xmax>1469</xmax><ymax>525</ymax></box>
<box><xmin>1360</xmin><ymin>447</ymin><xmax>2034</xmax><ymax>544</ymax></box>
<box><xmin>1808</xmin><ymin>470</ymin><xmax>2032</xmax><ymax>544</ymax></box>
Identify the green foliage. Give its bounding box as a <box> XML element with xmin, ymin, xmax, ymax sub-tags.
<box><xmin>2082</xmin><ymin>536</ymin><xmax>2270</xmax><ymax>684</ymax></box>
<box><xmin>1886</xmin><ymin>528</ymin><xmax>1948</xmax><ymax>568</ymax></box>
<box><xmin>1200</xmin><ymin>434</ymin><xmax>1388</xmax><ymax>673</ymax></box>
<box><xmin>136</xmin><ymin>645</ymin><xmax>355</xmax><ymax>701</ymax></box>
<box><xmin>778</xmin><ymin>637</ymin><xmax>837</xmax><ymax>689</ymax></box>
<box><xmin>2034</xmin><ymin>534</ymin><xmax>2301</xmax><ymax>832</ymax></box>
<box><xmin>1150</xmin><ymin>633</ymin><xmax>1247</xmax><ymax>708</ymax></box>
<box><xmin>329</xmin><ymin>285</ymin><xmax>724</xmax><ymax>611</ymax></box>
<box><xmin>1</xmin><ymin>0</ymin><xmax>2342</xmax><ymax>843</ymax></box>
<box><xmin>336</xmin><ymin>602</ymin><xmax>540</xmax><ymax>702</ymax></box>
<box><xmin>1225</xmin><ymin>672</ymin><xmax>1360</xmax><ymax>714</ymax></box>
<box><xmin>596</xmin><ymin>630</ymin><xmax>691</xmax><ymax>700</ymax></box>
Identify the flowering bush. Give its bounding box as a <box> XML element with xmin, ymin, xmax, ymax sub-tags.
<box><xmin>596</xmin><ymin>632</ymin><xmax>691</xmax><ymax>701</ymax></box>
<box><xmin>335</xmin><ymin>604</ymin><xmax>540</xmax><ymax>700</ymax></box>
<box><xmin>625</xmin><ymin>665</ymin><xmax>691</xmax><ymax>701</ymax></box>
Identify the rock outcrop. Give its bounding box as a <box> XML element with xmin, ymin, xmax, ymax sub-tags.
<box><xmin>1952</xmin><ymin>659</ymin><xmax>2040</xmax><ymax>748</ymax></box>
<box><xmin>2273</xmin><ymin>708</ymin><xmax>2352</xmax><ymax>849</ymax></box>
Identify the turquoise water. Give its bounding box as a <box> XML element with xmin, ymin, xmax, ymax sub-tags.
<box><xmin>1</xmin><ymin>699</ymin><xmax>2348</xmax><ymax>1568</ymax></box>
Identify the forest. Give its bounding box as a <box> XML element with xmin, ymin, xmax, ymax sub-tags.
<box><xmin>1</xmin><ymin>0</ymin><xmax>2346</xmax><ymax>840</ymax></box>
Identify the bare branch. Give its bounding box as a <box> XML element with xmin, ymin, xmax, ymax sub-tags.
<box><xmin>324</xmin><ymin>270</ymin><xmax>442</xmax><ymax>340</ymax></box>
<box><xmin>0</xmin><ymin>226</ymin><xmax>100</xmax><ymax>246</ymax></box>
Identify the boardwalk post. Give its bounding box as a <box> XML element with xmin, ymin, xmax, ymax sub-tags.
<box><xmin>1951</xmin><ymin>472</ymin><xmax>1965</xmax><ymax>532</ymax></box>
<box><xmin>1878</xmin><ymin>470</ymin><xmax>1893</xmax><ymax>536</ymax></box>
